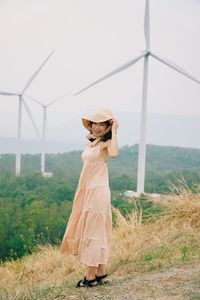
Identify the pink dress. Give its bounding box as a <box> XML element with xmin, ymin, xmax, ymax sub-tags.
<box><xmin>60</xmin><ymin>140</ymin><xmax>112</xmax><ymax>267</ymax></box>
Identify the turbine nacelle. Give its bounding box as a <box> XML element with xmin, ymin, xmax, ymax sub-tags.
<box><xmin>141</xmin><ymin>50</ymin><xmax>151</xmax><ymax>57</ymax></box>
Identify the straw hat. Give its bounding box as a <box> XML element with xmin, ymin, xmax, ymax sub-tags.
<box><xmin>82</xmin><ymin>107</ymin><xmax>113</xmax><ymax>132</ymax></box>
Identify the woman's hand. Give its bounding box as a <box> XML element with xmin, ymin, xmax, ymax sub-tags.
<box><xmin>111</xmin><ymin>118</ymin><xmax>119</xmax><ymax>133</ymax></box>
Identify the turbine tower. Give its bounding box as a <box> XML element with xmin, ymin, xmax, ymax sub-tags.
<box><xmin>74</xmin><ymin>0</ymin><xmax>200</xmax><ymax>193</ymax></box>
<box><xmin>0</xmin><ymin>51</ymin><xmax>54</xmax><ymax>175</ymax></box>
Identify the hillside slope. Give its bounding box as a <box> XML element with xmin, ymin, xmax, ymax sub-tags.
<box><xmin>0</xmin><ymin>186</ymin><xmax>200</xmax><ymax>300</ymax></box>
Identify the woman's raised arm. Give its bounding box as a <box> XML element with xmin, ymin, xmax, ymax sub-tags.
<box><xmin>107</xmin><ymin>118</ymin><xmax>119</xmax><ymax>158</ymax></box>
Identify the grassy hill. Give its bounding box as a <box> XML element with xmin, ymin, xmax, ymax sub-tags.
<box><xmin>0</xmin><ymin>185</ymin><xmax>200</xmax><ymax>300</ymax></box>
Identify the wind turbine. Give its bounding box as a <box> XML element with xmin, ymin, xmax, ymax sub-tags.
<box><xmin>0</xmin><ymin>51</ymin><xmax>54</xmax><ymax>175</ymax></box>
<box><xmin>25</xmin><ymin>89</ymin><xmax>72</xmax><ymax>176</ymax></box>
<box><xmin>74</xmin><ymin>0</ymin><xmax>200</xmax><ymax>193</ymax></box>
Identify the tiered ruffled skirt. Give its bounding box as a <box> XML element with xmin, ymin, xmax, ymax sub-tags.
<box><xmin>60</xmin><ymin>162</ymin><xmax>112</xmax><ymax>267</ymax></box>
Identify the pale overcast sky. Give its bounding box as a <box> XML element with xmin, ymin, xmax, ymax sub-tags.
<box><xmin>0</xmin><ymin>0</ymin><xmax>200</xmax><ymax>139</ymax></box>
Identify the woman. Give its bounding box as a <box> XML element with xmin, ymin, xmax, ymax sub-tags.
<box><xmin>60</xmin><ymin>107</ymin><xmax>119</xmax><ymax>287</ymax></box>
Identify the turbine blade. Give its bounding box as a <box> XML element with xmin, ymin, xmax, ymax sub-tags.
<box><xmin>74</xmin><ymin>53</ymin><xmax>144</xmax><ymax>96</ymax></box>
<box><xmin>150</xmin><ymin>52</ymin><xmax>200</xmax><ymax>85</ymax></box>
<box><xmin>22</xmin><ymin>50</ymin><xmax>54</xmax><ymax>94</ymax></box>
<box><xmin>0</xmin><ymin>90</ymin><xmax>20</xmax><ymax>96</ymax></box>
<box><xmin>44</xmin><ymin>107</ymin><xmax>49</xmax><ymax>139</ymax></box>
<box><xmin>144</xmin><ymin>0</ymin><xmax>150</xmax><ymax>50</ymax></box>
<box><xmin>47</xmin><ymin>88</ymin><xmax>73</xmax><ymax>107</ymax></box>
<box><xmin>42</xmin><ymin>107</ymin><xmax>47</xmax><ymax>141</ymax></box>
<box><xmin>22</xmin><ymin>98</ymin><xmax>41</xmax><ymax>139</ymax></box>
<box><xmin>23</xmin><ymin>93</ymin><xmax>44</xmax><ymax>107</ymax></box>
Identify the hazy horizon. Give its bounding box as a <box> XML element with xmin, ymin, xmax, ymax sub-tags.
<box><xmin>1</xmin><ymin>111</ymin><xmax>200</xmax><ymax>153</ymax></box>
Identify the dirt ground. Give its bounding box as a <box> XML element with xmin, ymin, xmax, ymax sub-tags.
<box><xmin>55</xmin><ymin>263</ymin><xmax>200</xmax><ymax>300</ymax></box>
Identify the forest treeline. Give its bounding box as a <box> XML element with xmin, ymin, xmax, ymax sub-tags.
<box><xmin>0</xmin><ymin>144</ymin><xmax>200</xmax><ymax>262</ymax></box>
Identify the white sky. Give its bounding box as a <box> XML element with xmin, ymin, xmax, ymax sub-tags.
<box><xmin>0</xmin><ymin>0</ymin><xmax>200</xmax><ymax>139</ymax></box>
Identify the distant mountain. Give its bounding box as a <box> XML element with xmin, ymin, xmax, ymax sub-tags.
<box><xmin>0</xmin><ymin>137</ymin><xmax>83</xmax><ymax>154</ymax></box>
<box><xmin>0</xmin><ymin>144</ymin><xmax>200</xmax><ymax>178</ymax></box>
<box><xmin>48</xmin><ymin>111</ymin><xmax>200</xmax><ymax>148</ymax></box>
<box><xmin>0</xmin><ymin>111</ymin><xmax>199</xmax><ymax>153</ymax></box>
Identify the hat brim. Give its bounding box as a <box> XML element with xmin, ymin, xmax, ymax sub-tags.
<box><xmin>82</xmin><ymin>112</ymin><xmax>112</xmax><ymax>131</ymax></box>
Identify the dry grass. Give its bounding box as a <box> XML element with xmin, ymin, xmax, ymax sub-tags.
<box><xmin>0</xmin><ymin>184</ymin><xmax>200</xmax><ymax>299</ymax></box>
<box><xmin>164</xmin><ymin>179</ymin><xmax>200</xmax><ymax>229</ymax></box>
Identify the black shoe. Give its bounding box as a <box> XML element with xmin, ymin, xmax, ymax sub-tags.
<box><xmin>76</xmin><ymin>276</ymin><xmax>98</xmax><ymax>288</ymax></box>
<box><xmin>95</xmin><ymin>274</ymin><xmax>110</xmax><ymax>285</ymax></box>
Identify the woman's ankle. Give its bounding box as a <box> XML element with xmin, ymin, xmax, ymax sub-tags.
<box><xmin>96</xmin><ymin>273</ymin><xmax>105</xmax><ymax>276</ymax></box>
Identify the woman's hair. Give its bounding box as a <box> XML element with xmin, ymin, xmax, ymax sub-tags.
<box><xmin>89</xmin><ymin>120</ymin><xmax>112</xmax><ymax>142</ymax></box>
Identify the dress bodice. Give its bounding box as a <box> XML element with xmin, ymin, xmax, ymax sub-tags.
<box><xmin>82</xmin><ymin>141</ymin><xmax>108</xmax><ymax>164</ymax></box>
<box><xmin>77</xmin><ymin>141</ymin><xmax>109</xmax><ymax>189</ymax></box>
